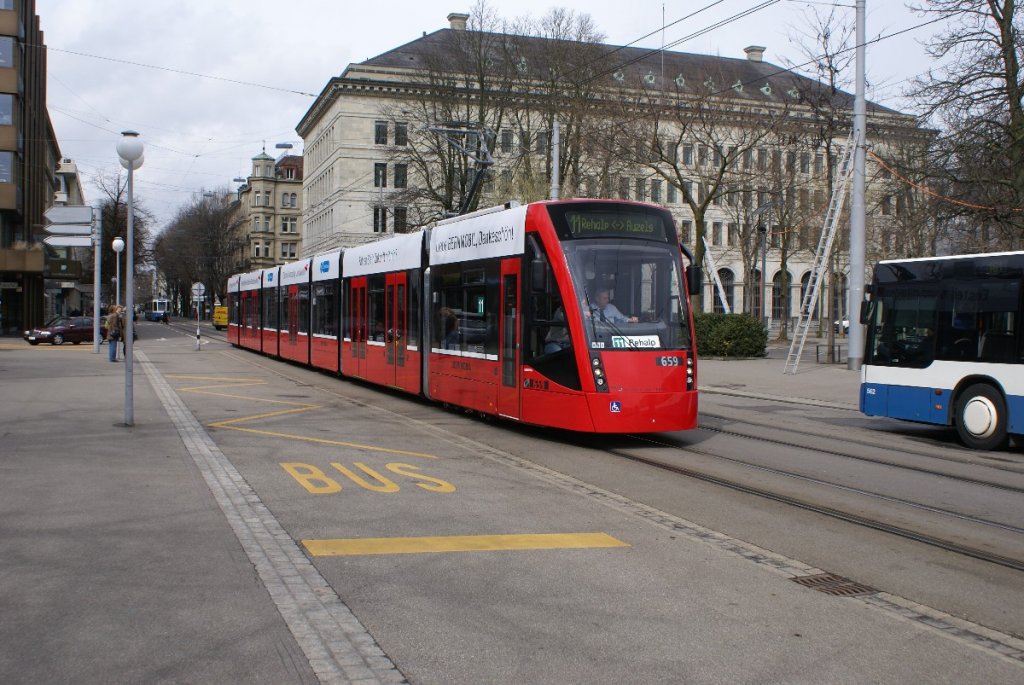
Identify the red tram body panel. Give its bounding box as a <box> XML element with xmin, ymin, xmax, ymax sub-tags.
<box><xmin>341</xmin><ymin>233</ymin><xmax>423</xmax><ymax>394</ymax></box>
<box><xmin>237</xmin><ymin>269</ymin><xmax>263</xmax><ymax>352</ymax></box>
<box><xmin>278</xmin><ymin>259</ymin><xmax>312</xmax><ymax>366</ymax></box>
<box><xmin>259</xmin><ymin>266</ymin><xmax>280</xmax><ymax>358</ymax></box>
<box><xmin>227</xmin><ymin>199</ymin><xmax>699</xmax><ymax>435</ymax></box>
<box><xmin>226</xmin><ymin>274</ymin><xmax>240</xmax><ymax>346</ymax></box>
<box><xmin>310</xmin><ymin>250</ymin><xmax>342</xmax><ymax>374</ymax></box>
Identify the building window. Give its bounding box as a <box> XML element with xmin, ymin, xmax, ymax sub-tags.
<box><xmin>0</xmin><ymin>37</ymin><xmax>12</xmax><ymax>69</ymax></box>
<box><xmin>395</xmin><ymin>122</ymin><xmax>408</xmax><ymax>146</ymax></box>
<box><xmin>394</xmin><ymin>206</ymin><xmax>408</xmax><ymax>233</ymax></box>
<box><xmin>742</xmin><ymin>149</ymin><xmax>752</xmax><ymax>170</ymax></box>
<box><xmin>800</xmin><ymin>152</ymin><xmax>810</xmax><ymax>174</ymax></box>
<box><xmin>394</xmin><ymin>163</ymin><xmax>407</xmax><ymax>189</ymax></box>
<box><xmin>634</xmin><ymin>178</ymin><xmax>646</xmax><ymax>201</ymax></box>
<box><xmin>501</xmin><ymin>169</ymin><xmax>512</xmax><ymax>193</ymax></box>
<box><xmin>374</xmin><ymin>120</ymin><xmax>387</xmax><ymax>145</ymax></box>
<box><xmin>667</xmin><ymin>184</ymin><xmax>677</xmax><ymax>204</ymax></box>
<box><xmin>698</xmin><ymin>145</ymin><xmax>708</xmax><ymax>166</ymax></box>
<box><xmin>500</xmin><ymin>129</ymin><xmax>513</xmax><ymax>153</ymax></box>
<box><xmin>618</xmin><ymin>177</ymin><xmax>630</xmax><ymax>200</ymax></box>
<box><xmin>651</xmin><ymin>179</ymin><xmax>662</xmax><ymax>203</ymax></box>
<box><xmin>253</xmin><ymin>216</ymin><xmax>262</xmax><ymax>232</ymax></box>
<box><xmin>373</xmin><ymin>206</ymin><xmax>387</xmax><ymax>233</ymax></box>
<box><xmin>281</xmin><ymin>242</ymin><xmax>297</xmax><ymax>260</ymax></box>
<box><xmin>535</xmin><ymin>130</ymin><xmax>548</xmax><ymax>154</ymax></box>
<box><xmin>252</xmin><ymin>190</ymin><xmax>261</xmax><ymax>207</ymax></box>
<box><xmin>281</xmin><ymin>192</ymin><xmax>289</xmax><ymax>207</ymax></box>
<box><xmin>682</xmin><ymin>144</ymin><xmax>693</xmax><ymax>166</ymax></box>
<box><xmin>290</xmin><ymin>192</ymin><xmax>297</xmax><ymax>207</ymax></box>
<box><xmin>374</xmin><ymin>163</ymin><xmax>387</xmax><ymax>188</ymax></box>
<box><xmin>252</xmin><ymin>241</ymin><xmax>261</xmax><ymax>259</ymax></box>
<box><xmin>680</xmin><ymin>220</ymin><xmax>692</xmax><ymax>245</ymax></box>
<box><xmin>264</xmin><ymin>216</ymin><xmax>274</xmax><ymax>232</ymax></box>
<box><xmin>712</xmin><ymin>222</ymin><xmax>723</xmax><ymax>246</ymax></box>
<box><xmin>281</xmin><ymin>217</ymin><xmax>297</xmax><ymax>233</ymax></box>
<box><xmin>814</xmin><ymin>153</ymin><xmax>824</xmax><ymax>175</ymax></box>
<box><xmin>0</xmin><ymin>94</ymin><xmax>11</xmax><ymax>126</ymax></box>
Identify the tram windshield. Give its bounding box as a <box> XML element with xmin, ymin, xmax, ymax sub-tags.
<box><xmin>561</xmin><ymin>239</ymin><xmax>692</xmax><ymax>351</ymax></box>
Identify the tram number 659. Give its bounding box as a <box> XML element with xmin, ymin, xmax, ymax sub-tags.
<box><xmin>655</xmin><ymin>355</ymin><xmax>682</xmax><ymax>367</ymax></box>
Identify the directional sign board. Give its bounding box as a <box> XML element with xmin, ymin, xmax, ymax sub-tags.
<box><xmin>44</xmin><ymin>235</ymin><xmax>93</xmax><ymax>247</ymax></box>
<box><xmin>44</xmin><ymin>205</ymin><xmax>94</xmax><ymax>225</ymax></box>
<box><xmin>44</xmin><ymin>224</ymin><xmax>93</xmax><ymax>235</ymax></box>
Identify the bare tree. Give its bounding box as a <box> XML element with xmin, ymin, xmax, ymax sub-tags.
<box><xmin>909</xmin><ymin>0</ymin><xmax>1024</xmax><ymax>246</ymax></box>
<box><xmin>153</xmin><ymin>191</ymin><xmax>242</xmax><ymax>313</ymax></box>
<box><xmin>93</xmin><ymin>170</ymin><xmax>154</xmax><ymax>308</ymax></box>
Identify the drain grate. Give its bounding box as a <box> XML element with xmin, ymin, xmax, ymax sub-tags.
<box><xmin>791</xmin><ymin>573</ymin><xmax>877</xmax><ymax>597</ymax></box>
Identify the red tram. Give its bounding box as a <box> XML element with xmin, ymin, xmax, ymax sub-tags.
<box><xmin>226</xmin><ymin>200</ymin><xmax>701</xmax><ymax>433</ymax></box>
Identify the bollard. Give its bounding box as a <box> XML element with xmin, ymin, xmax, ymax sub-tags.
<box><xmin>195</xmin><ymin>326</ymin><xmax>201</xmax><ymax>351</ymax></box>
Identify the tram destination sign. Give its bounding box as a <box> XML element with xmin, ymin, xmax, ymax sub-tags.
<box><xmin>562</xmin><ymin>210</ymin><xmax>669</xmax><ymax>241</ymax></box>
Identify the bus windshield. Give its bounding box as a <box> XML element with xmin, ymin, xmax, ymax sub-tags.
<box><xmin>561</xmin><ymin>239</ymin><xmax>692</xmax><ymax>351</ymax></box>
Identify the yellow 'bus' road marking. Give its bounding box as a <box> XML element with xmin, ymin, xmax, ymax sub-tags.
<box><xmin>303</xmin><ymin>532</ymin><xmax>630</xmax><ymax>556</ymax></box>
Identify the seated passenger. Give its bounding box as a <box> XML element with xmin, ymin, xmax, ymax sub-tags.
<box><xmin>544</xmin><ymin>307</ymin><xmax>570</xmax><ymax>354</ymax></box>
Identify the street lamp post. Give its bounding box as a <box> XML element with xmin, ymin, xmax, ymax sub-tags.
<box><xmin>112</xmin><ymin>236</ymin><xmax>124</xmax><ymax>307</ymax></box>
<box><xmin>116</xmin><ymin>131</ymin><xmax>144</xmax><ymax>427</ymax></box>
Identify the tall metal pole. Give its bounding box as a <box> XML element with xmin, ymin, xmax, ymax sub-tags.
<box><xmin>550</xmin><ymin>120</ymin><xmax>560</xmax><ymax>200</ymax></box>
<box><xmin>91</xmin><ymin>209</ymin><xmax>102</xmax><ymax>354</ymax></box>
<box><xmin>115</xmin><ymin>252</ymin><xmax>121</xmax><ymax>307</ymax></box>
<box><xmin>125</xmin><ymin>162</ymin><xmax>135</xmax><ymax>426</ymax></box>
<box><xmin>847</xmin><ymin>0</ymin><xmax>867</xmax><ymax>370</ymax></box>
<box><xmin>760</xmin><ymin>225</ymin><xmax>768</xmax><ymax>329</ymax></box>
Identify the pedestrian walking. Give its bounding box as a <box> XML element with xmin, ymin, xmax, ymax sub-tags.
<box><xmin>106</xmin><ymin>306</ymin><xmax>123</xmax><ymax>362</ymax></box>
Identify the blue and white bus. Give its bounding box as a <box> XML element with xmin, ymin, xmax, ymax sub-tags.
<box><xmin>860</xmin><ymin>251</ymin><xmax>1024</xmax><ymax>450</ymax></box>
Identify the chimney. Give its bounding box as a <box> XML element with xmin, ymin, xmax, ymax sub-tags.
<box><xmin>448</xmin><ymin>12</ymin><xmax>469</xmax><ymax>30</ymax></box>
<box><xmin>744</xmin><ymin>45</ymin><xmax>766</xmax><ymax>62</ymax></box>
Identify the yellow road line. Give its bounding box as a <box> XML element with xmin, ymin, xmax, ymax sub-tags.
<box><xmin>303</xmin><ymin>532</ymin><xmax>630</xmax><ymax>556</ymax></box>
<box><xmin>171</xmin><ymin>370</ymin><xmax>437</xmax><ymax>459</ymax></box>
<box><xmin>211</xmin><ymin>424</ymin><xmax>438</xmax><ymax>458</ymax></box>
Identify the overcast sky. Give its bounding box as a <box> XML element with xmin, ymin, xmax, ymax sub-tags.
<box><xmin>42</xmin><ymin>1</ymin><xmax>943</xmax><ymax>231</ymax></box>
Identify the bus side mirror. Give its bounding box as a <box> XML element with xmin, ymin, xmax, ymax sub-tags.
<box><xmin>531</xmin><ymin>257</ymin><xmax>547</xmax><ymax>292</ymax></box>
<box><xmin>686</xmin><ymin>264</ymin><xmax>702</xmax><ymax>296</ymax></box>
<box><xmin>859</xmin><ymin>299</ymin><xmax>873</xmax><ymax>325</ymax></box>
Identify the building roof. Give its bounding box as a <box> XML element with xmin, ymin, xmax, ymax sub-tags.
<box><xmin>358</xmin><ymin>28</ymin><xmax>901</xmax><ymax>116</ymax></box>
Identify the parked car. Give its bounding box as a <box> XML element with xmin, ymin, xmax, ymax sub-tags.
<box><xmin>24</xmin><ymin>316</ymin><xmax>95</xmax><ymax>345</ymax></box>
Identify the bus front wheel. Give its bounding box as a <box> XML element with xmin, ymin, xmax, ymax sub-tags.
<box><xmin>954</xmin><ymin>384</ymin><xmax>1008</xmax><ymax>451</ymax></box>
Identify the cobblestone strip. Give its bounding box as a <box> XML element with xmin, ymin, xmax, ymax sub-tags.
<box><xmin>137</xmin><ymin>351</ymin><xmax>406</xmax><ymax>685</ymax></box>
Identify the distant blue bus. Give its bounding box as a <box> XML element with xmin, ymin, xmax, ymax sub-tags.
<box><xmin>860</xmin><ymin>251</ymin><xmax>1024</xmax><ymax>450</ymax></box>
<box><xmin>144</xmin><ymin>298</ymin><xmax>170</xmax><ymax>321</ymax></box>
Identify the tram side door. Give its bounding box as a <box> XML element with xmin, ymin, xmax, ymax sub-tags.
<box><xmin>497</xmin><ymin>260</ymin><xmax>521</xmax><ymax>419</ymax></box>
<box><xmin>349</xmin><ymin>277</ymin><xmax>367</xmax><ymax>377</ymax></box>
<box><xmin>386</xmin><ymin>271</ymin><xmax>412</xmax><ymax>390</ymax></box>
<box><xmin>287</xmin><ymin>285</ymin><xmax>299</xmax><ymax>344</ymax></box>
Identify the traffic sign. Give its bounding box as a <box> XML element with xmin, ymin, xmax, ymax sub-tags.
<box><xmin>44</xmin><ymin>235</ymin><xmax>93</xmax><ymax>247</ymax></box>
<box><xmin>44</xmin><ymin>224</ymin><xmax>93</xmax><ymax>235</ymax></box>
<box><xmin>44</xmin><ymin>205</ymin><xmax>93</xmax><ymax>225</ymax></box>
<box><xmin>190</xmin><ymin>282</ymin><xmax>206</xmax><ymax>299</ymax></box>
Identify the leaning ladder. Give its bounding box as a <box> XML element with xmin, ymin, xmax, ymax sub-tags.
<box><xmin>703</xmin><ymin>236</ymin><xmax>731</xmax><ymax>314</ymax></box>
<box><xmin>783</xmin><ymin>130</ymin><xmax>857</xmax><ymax>374</ymax></box>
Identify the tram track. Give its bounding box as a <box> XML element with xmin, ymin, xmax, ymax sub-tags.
<box><xmin>696</xmin><ymin>414</ymin><xmax>1024</xmax><ymax>492</ymax></box>
<box><xmin>613</xmin><ymin>434</ymin><xmax>1024</xmax><ymax>573</ymax></box>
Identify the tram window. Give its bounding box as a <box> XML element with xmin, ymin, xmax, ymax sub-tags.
<box><xmin>262</xmin><ymin>288</ymin><xmax>279</xmax><ymax>330</ymax></box>
<box><xmin>298</xmin><ymin>284</ymin><xmax>311</xmax><ymax>334</ymax></box>
<box><xmin>408</xmin><ymin>273</ymin><xmax>420</xmax><ymax>348</ymax></box>
<box><xmin>431</xmin><ymin>261</ymin><xmax>499</xmax><ymax>356</ymax></box>
<box><xmin>368</xmin><ymin>275</ymin><xmax>386</xmax><ymax>342</ymax></box>
<box><xmin>524</xmin><ymin>236</ymin><xmax>581</xmax><ymax>390</ymax></box>
<box><xmin>312</xmin><ymin>282</ymin><xmax>337</xmax><ymax>336</ymax></box>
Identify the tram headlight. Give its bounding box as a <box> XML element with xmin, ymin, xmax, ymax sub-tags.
<box><xmin>590</xmin><ymin>356</ymin><xmax>609</xmax><ymax>392</ymax></box>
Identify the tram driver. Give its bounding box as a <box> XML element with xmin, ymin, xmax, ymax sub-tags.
<box><xmin>585</xmin><ymin>289</ymin><xmax>638</xmax><ymax>324</ymax></box>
